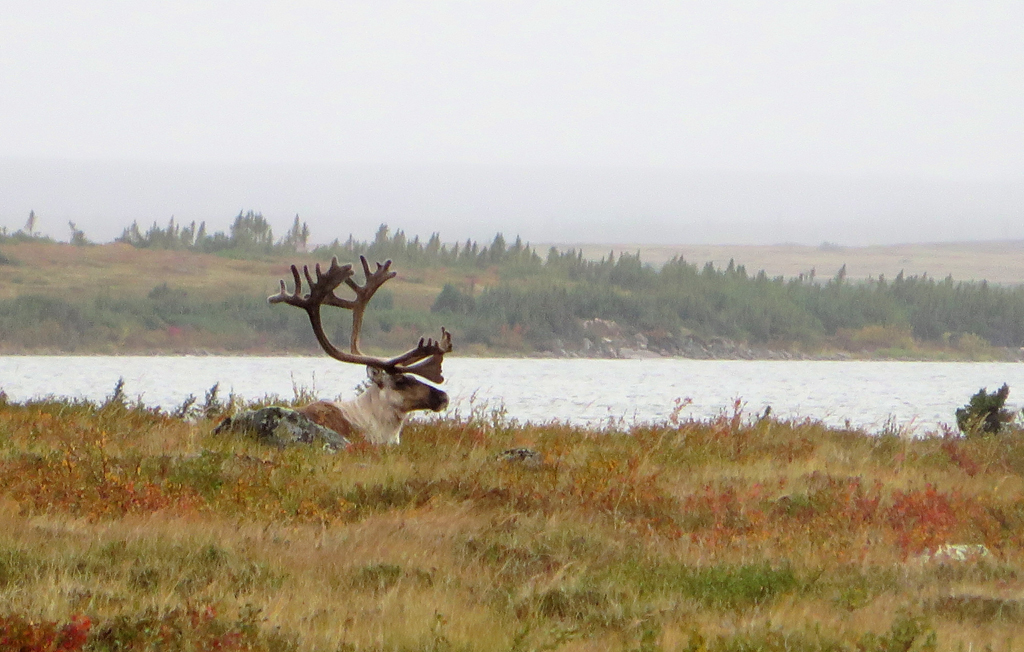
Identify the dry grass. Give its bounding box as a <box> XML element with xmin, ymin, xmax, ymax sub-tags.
<box><xmin>0</xmin><ymin>242</ymin><xmax>265</xmax><ymax>300</ymax></box>
<box><xmin>0</xmin><ymin>242</ymin><xmax>500</xmax><ymax>307</ymax></box>
<box><xmin>2</xmin><ymin>389</ymin><xmax>1024</xmax><ymax>650</ymax></box>
<box><xmin>6</xmin><ymin>239</ymin><xmax>1020</xmax><ymax>307</ymax></box>
<box><xmin>559</xmin><ymin>240</ymin><xmax>1024</xmax><ymax>284</ymax></box>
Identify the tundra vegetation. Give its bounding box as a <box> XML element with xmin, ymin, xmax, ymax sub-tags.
<box><xmin>956</xmin><ymin>384</ymin><xmax>1016</xmax><ymax>436</ymax></box>
<box><xmin>2</xmin><ymin>384</ymin><xmax>1024</xmax><ymax>650</ymax></box>
<box><xmin>2</xmin><ymin>218</ymin><xmax>1024</xmax><ymax>358</ymax></box>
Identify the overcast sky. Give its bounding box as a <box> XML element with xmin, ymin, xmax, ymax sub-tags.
<box><xmin>2</xmin><ymin>1</ymin><xmax>1023</xmax><ymax>244</ymax></box>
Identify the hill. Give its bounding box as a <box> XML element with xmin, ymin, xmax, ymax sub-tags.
<box><xmin>554</xmin><ymin>240</ymin><xmax>1024</xmax><ymax>285</ymax></box>
<box><xmin>2</xmin><ymin>235</ymin><xmax>1024</xmax><ymax>359</ymax></box>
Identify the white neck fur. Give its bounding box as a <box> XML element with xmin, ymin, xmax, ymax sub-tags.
<box><xmin>334</xmin><ymin>385</ymin><xmax>406</xmax><ymax>445</ymax></box>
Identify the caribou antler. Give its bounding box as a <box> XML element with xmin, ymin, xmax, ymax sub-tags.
<box><xmin>269</xmin><ymin>256</ymin><xmax>453</xmax><ymax>383</ymax></box>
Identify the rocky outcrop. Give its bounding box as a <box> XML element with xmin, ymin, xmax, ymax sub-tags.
<box><xmin>213</xmin><ymin>406</ymin><xmax>350</xmax><ymax>451</ymax></box>
<box><xmin>568</xmin><ymin>318</ymin><xmax>809</xmax><ymax>360</ymax></box>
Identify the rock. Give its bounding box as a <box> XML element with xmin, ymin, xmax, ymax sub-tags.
<box><xmin>582</xmin><ymin>318</ymin><xmax>623</xmax><ymax>339</ymax></box>
<box><xmin>914</xmin><ymin>543</ymin><xmax>992</xmax><ymax>564</ymax></box>
<box><xmin>496</xmin><ymin>447</ymin><xmax>543</xmax><ymax>468</ymax></box>
<box><xmin>618</xmin><ymin>347</ymin><xmax>662</xmax><ymax>359</ymax></box>
<box><xmin>213</xmin><ymin>406</ymin><xmax>350</xmax><ymax>451</ymax></box>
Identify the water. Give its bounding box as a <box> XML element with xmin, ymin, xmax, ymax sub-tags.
<box><xmin>2</xmin><ymin>356</ymin><xmax>1023</xmax><ymax>434</ymax></box>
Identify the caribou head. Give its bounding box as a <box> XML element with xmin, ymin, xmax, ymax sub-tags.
<box><xmin>269</xmin><ymin>256</ymin><xmax>452</xmax><ymax>445</ymax></box>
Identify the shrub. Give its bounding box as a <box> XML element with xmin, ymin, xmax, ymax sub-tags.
<box><xmin>431</xmin><ymin>283</ymin><xmax>475</xmax><ymax>314</ymax></box>
<box><xmin>955</xmin><ymin>332</ymin><xmax>991</xmax><ymax>356</ymax></box>
<box><xmin>0</xmin><ymin>614</ymin><xmax>90</xmax><ymax>651</ymax></box>
<box><xmin>955</xmin><ymin>384</ymin><xmax>1014</xmax><ymax>435</ymax></box>
<box><xmin>839</xmin><ymin>324</ymin><xmax>915</xmax><ymax>351</ymax></box>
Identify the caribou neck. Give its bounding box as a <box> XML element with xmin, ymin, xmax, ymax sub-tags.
<box><xmin>337</xmin><ymin>385</ymin><xmax>407</xmax><ymax>445</ymax></box>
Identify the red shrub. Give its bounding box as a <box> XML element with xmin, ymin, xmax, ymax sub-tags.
<box><xmin>886</xmin><ymin>485</ymin><xmax>961</xmax><ymax>555</ymax></box>
<box><xmin>0</xmin><ymin>614</ymin><xmax>90</xmax><ymax>652</ymax></box>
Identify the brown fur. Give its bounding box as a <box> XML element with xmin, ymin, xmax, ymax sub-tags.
<box><xmin>297</xmin><ymin>401</ymin><xmax>356</xmax><ymax>440</ymax></box>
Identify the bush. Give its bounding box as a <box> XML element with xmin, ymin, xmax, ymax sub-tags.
<box><xmin>956</xmin><ymin>384</ymin><xmax>1014</xmax><ymax>435</ymax></box>
<box><xmin>431</xmin><ymin>283</ymin><xmax>475</xmax><ymax>314</ymax></box>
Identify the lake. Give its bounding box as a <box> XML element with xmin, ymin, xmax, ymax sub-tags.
<box><xmin>2</xmin><ymin>356</ymin><xmax>1023</xmax><ymax>434</ymax></box>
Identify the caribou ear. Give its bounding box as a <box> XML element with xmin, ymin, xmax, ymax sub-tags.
<box><xmin>367</xmin><ymin>366</ymin><xmax>387</xmax><ymax>387</ymax></box>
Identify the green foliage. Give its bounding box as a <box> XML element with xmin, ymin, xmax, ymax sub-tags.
<box><xmin>685</xmin><ymin>613</ymin><xmax>936</xmax><ymax>652</ymax></box>
<box><xmin>351</xmin><ymin>563</ymin><xmax>406</xmax><ymax>591</ymax></box>
<box><xmin>0</xmin><ymin>287</ymin><xmax>363</xmax><ymax>352</ymax></box>
<box><xmin>90</xmin><ymin>605</ymin><xmax>296</xmax><ymax>652</ymax></box>
<box><xmin>0</xmin><ymin>210</ymin><xmax>57</xmax><ymax>245</ymax></box>
<box><xmin>165</xmin><ymin>450</ymin><xmax>227</xmax><ymax>499</ymax></box>
<box><xmin>431</xmin><ymin>283</ymin><xmax>475</xmax><ymax>315</ymax></box>
<box><xmin>68</xmin><ymin>221</ymin><xmax>90</xmax><ymax>246</ymax></box>
<box><xmin>956</xmin><ymin>383</ymin><xmax>1014</xmax><ymax>435</ymax></box>
<box><xmin>456</xmin><ymin>252</ymin><xmax>1024</xmax><ymax>350</ymax></box>
<box><xmin>639</xmin><ymin>561</ymin><xmax>801</xmax><ymax>610</ymax></box>
<box><xmin>855</xmin><ymin>613</ymin><xmax>938</xmax><ymax>652</ymax></box>
<box><xmin>10</xmin><ymin>221</ymin><xmax>1024</xmax><ymax>354</ymax></box>
<box><xmin>316</xmin><ymin>225</ymin><xmax>543</xmax><ymax>272</ymax></box>
<box><xmin>534</xmin><ymin>586</ymin><xmax>617</xmax><ymax>625</ymax></box>
<box><xmin>117</xmin><ymin>211</ymin><xmax>310</xmax><ymax>256</ymax></box>
<box><xmin>279</xmin><ymin>214</ymin><xmax>310</xmax><ymax>252</ymax></box>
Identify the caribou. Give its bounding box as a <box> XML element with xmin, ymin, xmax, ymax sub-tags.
<box><xmin>215</xmin><ymin>256</ymin><xmax>452</xmax><ymax>448</ymax></box>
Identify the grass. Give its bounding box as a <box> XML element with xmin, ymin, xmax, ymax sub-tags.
<box><xmin>0</xmin><ymin>241</ymin><xmax>496</xmax><ymax>304</ymax></box>
<box><xmin>564</xmin><ymin>240</ymin><xmax>1024</xmax><ymax>285</ymax></box>
<box><xmin>2</xmin><ymin>387</ymin><xmax>1024</xmax><ymax>650</ymax></box>
<box><xmin>0</xmin><ymin>241</ymin><xmax>497</xmax><ymax>356</ymax></box>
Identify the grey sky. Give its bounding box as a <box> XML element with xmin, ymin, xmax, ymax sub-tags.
<box><xmin>1</xmin><ymin>2</ymin><xmax>1023</xmax><ymax>244</ymax></box>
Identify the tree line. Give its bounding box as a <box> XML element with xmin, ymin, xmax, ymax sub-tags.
<box><xmin>116</xmin><ymin>211</ymin><xmax>311</xmax><ymax>255</ymax></box>
<box><xmin>2</xmin><ymin>214</ymin><xmax>1024</xmax><ymax>354</ymax></box>
<box><xmin>433</xmin><ymin>251</ymin><xmax>1024</xmax><ymax>351</ymax></box>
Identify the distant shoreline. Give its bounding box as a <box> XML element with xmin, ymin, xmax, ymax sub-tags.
<box><xmin>2</xmin><ymin>348</ymin><xmax>1021</xmax><ymax>363</ymax></box>
<box><xmin>539</xmin><ymin>240</ymin><xmax>1024</xmax><ymax>285</ymax></box>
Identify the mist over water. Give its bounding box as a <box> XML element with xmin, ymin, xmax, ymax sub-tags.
<box><xmin>2</xmin><ymin>160</ymin><xmax>1023</xmax><ymax>247</ymax></box>
<box><xmin>3</xmin><ymin>4</ymin><xmax>1023</xmax><ymax>252</ymax></box>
